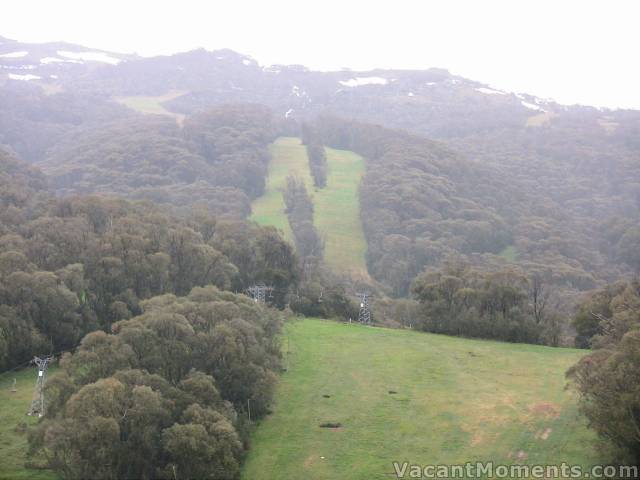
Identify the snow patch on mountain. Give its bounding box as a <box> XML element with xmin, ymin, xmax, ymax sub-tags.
<box><xmin>521</xmin><ymin>100</ymin><xmax>544</xmax><ymax>111</ymax></box>
<box><xmin>339</xmin><ymin>76</ymin><xmax>388</xmax><ymax>87</ymax></box>
<box><xmin>8</xmin><ymin>73</ymin><xmax>41</xmax><ymax>81</ymax></box>
<box><xmin>57</xmin><ymin>50</ymin><xmax>121</xmax><ymax>65</ymax></box>
<box><xmin>0</xmin><ymin>51</ymin><xmax>28</xmax><ymax>58</ymax></box>
<box><xmin>476</xmin><ymin>87</ymin><xmax>506</xmax><ymax>95</ymax></box>
<box><xmin>41</xmin><ymin>56</ymin><xmax>83</xmax><ymax>64</ymax></box>
<box><xmin>2</xmin><ymin>64</ymin><xmax>37</xmax><ymax>70</ymax></box>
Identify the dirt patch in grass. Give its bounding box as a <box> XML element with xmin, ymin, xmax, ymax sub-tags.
<box><xmin>470</xmin><ymin>431</ymin><xmax>485</xmax><ymax>446</ymax></box>
<box><xmin>303</xmin><ymin>455</ymin><xmax>317</xmax><ymax>468</ymax></box>
<box><xmin>535</xmin><ymin>427</ymin><xmax>553</xmax><ymax>440</ymax></box>
<box><xmin>508</xmin><ymin>450</ymin><xmax>529</xmax><ymax>460</ymax></box>
<box><xmin>322</xmin><ymin>394</ymin><xmax>331</xmax><ymax>398</ymax></box>
<box><xmin>388</xmin><ymin>390</ymin><xmax>397</xmax><ymax>394</ymax></box>
<box><xmin>528</xmin><ymin>402</ymin><xmax>560</xmax><ymax>419</ymax></box>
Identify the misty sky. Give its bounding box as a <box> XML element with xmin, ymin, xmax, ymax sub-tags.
<box><xmin>2</xmin><ymin>0</ymin><xmax>638</xmax><ymax>109</ymax></box>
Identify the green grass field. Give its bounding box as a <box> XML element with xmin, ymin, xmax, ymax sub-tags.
<box><xmin>242</xmin><ymin>319</ymin><xmax>599</xmax><ymax>480</ymax></box>
<box><xmin>251</xmin><ymin>137</ymin><xmax>368</xmax><ymax>276</ymax></box>
<box><xmin>114</xmin><ymin>91</ymin><xmax>187</xmax><ymax>125</ymax></box>
<box><xmin>498</xmin><ymin>245</ymin><xmax>517</xmax><ymax>262</ymax></box>
<box><xmin>0</xmin><ymin>368</ymin><xmax>57</xmax><ymax>480</ymax></box>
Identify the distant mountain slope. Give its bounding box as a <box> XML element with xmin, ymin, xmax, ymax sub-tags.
<box><xmin>3</xmin><ymin>37</ymin><xmax>638</xmax><ymax>167</ymax></box>
<box><xmin>37</xmin><ymin>105</ymin><xmax>277</xmax><ymax>217</ymax></box>
<box><xmin>1</xmin><ymin>36</ymin><xmax>638</xmax><ymax>300</ymax></box>
<box><xmin>0</xmin><ymin>148</ymin><xmax>49</xmax><ymax>226</ymax></box>
<box><xmin>0</xmin><ymin>36</ymin><xmax>135</xmax><ymax>84</ymax></box>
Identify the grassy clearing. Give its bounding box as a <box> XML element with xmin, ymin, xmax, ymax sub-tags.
<box><xmin>0</xmin><ymin>368</ymin><xmax>57</xmax><ymax>480</ymax></box>
<box><xmin>251</xmin><ymin>137</ymin><xmax>368</xmax><ymax>276</ymax></box>
<box><xmin>314</xmin><ymin>146</ymin><xmax>368</xmax><ymax>276</ymax></box>
<box><xmin>114</xmin><ymin>90</ymin><xmax>187</xmax><ymax>126</ymax></box>
<box><xmin>242</xmin><ymin>319</ymin><xmax>599</xmax><ymax>480</ymax></box>
<box><xmin>498</xmin><ymin>245</ymin><xmax>517</xmax><ymax>262</ymax></box>
<box><xmin>598</xmin><ymin>119</ymin><xmax>619</xmax><ymax>135</ymax></box>
<box><xmin>251</xmin><ymin>137</ymin><xmax>313</xmax><ymax>242</ymax></box>
<box><xmin>525</xmin><ymin>111</ymin><xmax>558</xmax><ymax>127</ymax></box>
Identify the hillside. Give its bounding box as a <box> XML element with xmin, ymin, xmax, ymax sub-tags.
<box><xmin>113</xmin><ymin>90</ymin><xmax>186</xmax><ymax>125</ymax></box>
<box><xmin>243</xmin><ymin>319</ymin><xmax>599</xmax><ymax>479</ymax></box>
<box><xmin>0</xmin><ymin>368</ymin><xmax>56</xmax><ymax>480</ymax></box>
<box><xmin>0</xmin><ymin>36</ymin><xmax>134</xmax><ymax>85</ymax></box>
<box><xmin>1</xmin><ymin>36</ymin><xmax>639</xmax><ymax>307</ymax></box>
<box><xmin>251</xmin><ymin>137</ymin><xmax>368</xmax><ymax>276</ymax></box>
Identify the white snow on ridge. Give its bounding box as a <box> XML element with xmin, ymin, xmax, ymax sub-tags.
<box><xmin>425</xmin><ymin>82</ymin><xmax>437</xmax><ymax>86</ymax></box>
<box><xmin>57</xmin><ymin>50</ymin><xmax>121</xmax><ymax>65</ymax></box>
<box><xmin>242</xmin><ymin>59</ymin><xmax>251</xmax><ymax>66</ymax></box>
<box><xmin>41</xmin><ymin>56</ymin><xmax>83</xmax><ymax>64</ymax></box>
<box><xmin>2</xmin><ymin>64</ymin><xmax>37</xmax><ymax>70</ymax></box>
<box><xmin>8</xmin><ymin>73</ymin><xmax>41</xmax><ymax>81</ymax></box>
<box><xmin>285</xmin><ymin>108</ymin><xmax>294</xmax><ymax>119</ymax></box>
<box><xmin>339</xmin><ymin>76</ymin><xmax>388</xmax><ymax>87</ymax></box>
<box><xmin>0</xmin><ymin>51</ymin><xmax>28</xmax><ymax>58</ymax></box>
<box><xmin>476</xmin><ymin>87</ymin><xmax>506</xmax><ymax>95</ymax></box>
<box><xmin>521</xmin><ymin>100</ymin><xmax>544</xmax><ymax>111</ymax></box>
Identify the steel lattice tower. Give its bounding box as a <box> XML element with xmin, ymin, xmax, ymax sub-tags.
<box><xmin>356</xmin><ymin>292</ymin><xmax>372</xmax><ymax>324</ymax></box>
<box><xmin>28</xmin><ymin>356</ymin><xmax>53</xmax><ymax>417</ymax></box>
<box><xmin>246</xmin><ymin>284</ymin><xmax>273</xmax><ymax>304</ymax></box>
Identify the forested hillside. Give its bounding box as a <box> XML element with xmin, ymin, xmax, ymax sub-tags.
<box><xmin>38</xmin><ymin>104</ymin><xmax>276</xmax><ymax>217</ymax></box>
<box><xmin>309</xmin><ymin>117</ymin><xmax>636</xmax><ymax>304</ymax></box>
<box><xmin>0</xmin><ymin>147</ymin><xmax>298</xmax><ymax>372</ymax></box>
<box><xmin>2</xmin><ymin>41</ymin><xmax>637</xmax><ymax>300</ymax></box>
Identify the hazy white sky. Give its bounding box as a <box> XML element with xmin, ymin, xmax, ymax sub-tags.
<box><xmin>2</xmin><ymin>0</ymin><xmax>639</xmax><ymax>109</ymax></box>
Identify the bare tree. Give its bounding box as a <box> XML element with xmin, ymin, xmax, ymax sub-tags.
<box><xmin>530</xmin><ymin>274</ymin><xmax>550</xmax><ymax>325</ymax></box>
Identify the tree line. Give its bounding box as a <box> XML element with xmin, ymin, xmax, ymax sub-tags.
<box><xmin>301</xmin><ymin>124</ymin><xmax>328</xmax><ymax>188</ymax></box>
<box><xmin>282</xmin><ymin>175</ymin><xmax>324</xmax><ymax>272</ymax></box>
<box><xmin>411</xmin><ymin>261</ymin><xmax>561</xmax><ymax>345</ymax></box>
<box><xmin>567</xmin><ymin>280</ymin><xmax>640</xmax><ymax>465</ymax></box>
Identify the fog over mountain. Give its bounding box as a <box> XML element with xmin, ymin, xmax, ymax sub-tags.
<box><xmin>2</xmin><ymin>0</ymin><xmax>638</xmax><ymax>109</ymax></box>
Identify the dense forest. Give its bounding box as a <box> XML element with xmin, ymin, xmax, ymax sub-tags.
<box><xmin>39</xmin><ymin>104</ymin><xmax>276</xmax><ymax>217</ymax></box>
<box><xmin>29</xmin><ymin>287</ymin><xmax>282</xmax><ymax>479</ymax></box>
<box><xmin>310</xmin><ymin>117</ymin><xmax>638</xmax><ymax>303</ymax></box>
<box><xmin>0</xmin><ymin>145</ymin><xmax>303</xmax><ymax>478</ymax></box>
<box><xmin>0</xmin><ymin>147</ymin><xmax>299</xmax><ymax>372</ymax></box>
